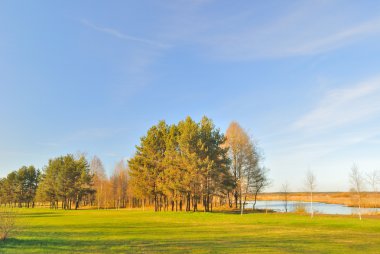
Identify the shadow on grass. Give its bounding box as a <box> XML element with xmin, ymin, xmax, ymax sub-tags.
<box><xmin>0</xmin><ymin>235</ymin><xmax>320</xmax><ymax>253</ymax></box>
<box><xmin>0</xmin><ymin>237</ymin><xmax>97</xmax><ymax>253</ymax></box>
<box><xmin>19</xmin><ymin>214</ymin><xmax>64</xmax><ymax>218</ymax></box>
<box><xmin>212</xmin><ymin>209</ymin><xmax>275</xmax><ymax>214</ymax></box>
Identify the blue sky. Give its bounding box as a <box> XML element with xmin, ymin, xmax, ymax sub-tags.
<box><xmin>1</xmin><ymin>0</ymin><xmax>380</xmax><ymax>191</ymax></box>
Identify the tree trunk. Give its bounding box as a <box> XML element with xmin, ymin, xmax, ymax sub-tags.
<box><xmin>310</xmin><ymin>191</ymin><xmax>313</xmax><ymax>218</ymax></box>
<box><xmin>358</xmin><ymin>192</ymin><xmax>362</xmax><ymax>220</ymax></box>
<box><xmin>186</xmin><ymin>193</ymin><xmax>191</xmax><ymax>211</ymax></box>
<box><xmin>154</xmin><ymin>194</ymin><xmax>158</xmax><ymax>212</ymax></box>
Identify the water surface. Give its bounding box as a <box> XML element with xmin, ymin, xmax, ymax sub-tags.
<box><xmin>246</xmin><ymin>200</ymin><xmax>377</xmax><ymax>215</ymax></box>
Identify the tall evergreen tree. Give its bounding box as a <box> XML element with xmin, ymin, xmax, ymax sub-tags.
<box><xmin>129</xmin><ymin>121</ymin><xmax>169</xmax><ymax>211</ymax></box>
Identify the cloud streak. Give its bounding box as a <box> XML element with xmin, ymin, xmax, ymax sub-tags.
<box><xmin>166</xmin><ymin>1</ymin><xmax>380</xmax><ymax>60</ymax></box>
<box><xmin>211</xmin><ymin>18</ymin><xmax>380</xmax><ymax>60</ymax></box>
<box><xmin>289</xmin><ymin>19</ymin><xmax>380</xmax><ymax>55</ymax></box>
<box><xmin>81</xmin><ymin>19</ymin><xmax>171</xmax><ymax>48</ymax></box>
<box><xmin>293</xmin><ymin>77</ymin><xmax>380</xmax><ymax>131</ymax></box>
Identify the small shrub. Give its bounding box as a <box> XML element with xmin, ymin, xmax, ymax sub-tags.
<box><xmin>293</xmin><ymin>203</ymin><xmax>307</xmax><ymax>214</ymax></box>
<box><xmin>0</xmin><ymin>208</ymin><xmax>16</xmax><ymax>241</ymax></box>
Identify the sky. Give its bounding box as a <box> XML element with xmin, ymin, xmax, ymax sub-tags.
<box><xmin>1</xmin><ymin>0</ymin><xmax>380</xmax><ymax>192</ymax></box>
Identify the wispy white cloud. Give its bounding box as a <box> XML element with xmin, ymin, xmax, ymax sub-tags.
<box><xmin>289</xmin><ymin>19</ymin><xmax>380</xmax><ymax>55</ymax></box>
<box><xmin>293</xmin><ymin>77</ymin><xmax>380</xmax><ymax>131</ymax></box>
<box><xmin>207</xmin><ymin>18</ymin><xmax>380</xmax><ymax>60</ymax></box>
<box><xmin>82</xmin><ymin>3</ymin><xmax>380</xmax><ymax>61</ymax></box>
<box><xmin>273</xmin><ymin>128</ymin><xmax>380</xmax><ymax>158</ymax></box>
<box><xmin>163</xmin><ymin>1</ymin><xmax>380</xmax><ymax>60</ymax></box>
<box><xmin>81</xmin><ymin>19</ymin><xmax>171</xmax><ymax>48</ymax></box>
<box><xmin>81</xmin><ymin>19</ymin><xmax>170</xmax><ymax>102</ymax></box>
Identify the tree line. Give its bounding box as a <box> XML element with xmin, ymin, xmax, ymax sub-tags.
<box><xmin>0</xmin><ymin>116</ymin><xmax>269</xmax><ymax>212</ymax></box>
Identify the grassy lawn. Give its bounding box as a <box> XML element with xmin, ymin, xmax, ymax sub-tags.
<box><xmin>1</xmin><ymin>209</ymin><xmax>380</xmax><ymax>253</ymax></box>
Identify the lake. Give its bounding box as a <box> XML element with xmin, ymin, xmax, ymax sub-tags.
<box><xmin>245</xmin><ymin>200</ymin><xmax>378</xmax><ymax>215</ymax></box>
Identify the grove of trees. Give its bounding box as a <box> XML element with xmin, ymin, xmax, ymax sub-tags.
<box><xmin>90</xmin><ymin>157</ymin><xmax>131</xmax><ymax>209</ymax></box>
<box><xmin>36</xmin><ymin>154</ymin><xmax>94</xmax><ymax>209</ymax></box>
<box><xmin>0</xmin><ymin>166</ymin><xmax>40</xmax><ymax>208</ymax></box>
<box><xmin>129</xmin><ymin>117</ymin><xmax>232</xmax><ymax>212</ymax></box>
<box><xmin>128</xmin><ymin>117</ymin><xmax>268</xmax><ymax>213</ymax></box>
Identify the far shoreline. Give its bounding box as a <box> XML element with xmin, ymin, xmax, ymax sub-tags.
<box><xmin>252</xmin><ymin>192</ymin><xmax>380</xmax><ymax>208</ymax></box>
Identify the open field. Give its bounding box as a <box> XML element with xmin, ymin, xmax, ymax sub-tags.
<box><xmin>1</xmin><ymin>209</ymin><xmax>380</xmax><ymax>253</ymax></box>
<box><xmin>256</xmin><ymin>192</ymin><xmax>380</xmax><ymax>208</ymax></box>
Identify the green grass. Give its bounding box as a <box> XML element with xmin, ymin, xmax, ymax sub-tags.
<box><xmin>1</xmin><ymin>208</ymin><xmax>380</xmax><ymax>253</ymax></box>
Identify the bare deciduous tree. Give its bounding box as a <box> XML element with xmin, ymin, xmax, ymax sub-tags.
<box><xmin>225</xmin><ymin>122</ymin><xmax>251</xmax><ymax>212</ymax></box>
<box><xmin>90</xmin><ymin>156</ymin><xmax>107</xmax><ymax>209</ymax></box>
<box><xmin>366</xmin><ymin>170</ymin><xmax>379</xmax><ymax>208</ymax></box>
<box><xmin>249</xmin><ymin>166</ymin><xmax>270</xmax><ymax>212</ymax></box>
<box><xmin>350</xmin><ymin>164</ymin><xmax>365</xmax><ymax>220</ymax></box>
<box><xmin>0</xmin><ymin>208</ymin><xmax>16</xmax><ymax>241</ymax></box>
<box><xmin>305</xmin><ymin>170</ymin><xmax>316</xmax><ymax>218</ymax></box>
<box><xmin>225</xmin><ymin>122</ymin><xmax>268</xmax><ymax>215</ymax></box>
<box><xmin>111</xmin><ymin>160</ymin><xmax>129</xmax><ymax>210</ymax></box>
<box><xmin>281</xmin><ymin>182</ymin><xmax>290</xmax><ymax>213</ymax></box>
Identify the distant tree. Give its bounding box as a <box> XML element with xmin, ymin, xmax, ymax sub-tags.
<box><xmin>161</xmin><ymin>124</ymin><xmax>185</xmax><ymax>211</ymax></box>
<box><xmin>37</xmin><ymin>154</ymin><xmax>93</xmax><ymax>209</ymax></box>
<box><xmin>74</xmin><ymin>156</ymin><xmax>94</xmax><ymax>209</ymax></box>
<box><xmin>2</xmin><ymin>172</ymin><xmax>18</xmax><ymax>207</ymax></box>
<box><xmin>129</xmin><ymin>121</ymin><xmax>168</xmax><ymax>211</ymax></box>
<box><xmin>176</xmin><ymin>117</ymin><xmax>202</xmax><ymax>212</ymax></box>
<box><xmin>0</xmin><ymin>179</ymin><xmax>6</xmax><ymax>206</ymax></box>
<box><xmin>198</xmin><ymin>116</ymin><xmax>231</xmax><ymax>212</ymax></box>
<box><xmin>249</xmin><ymin>166</ymin><xmax>270</xmax><ymax>212</ymax></box>
<box><xmin>366</xmin><ymin>170</ymin><xmax>380</xmax><ymax>208</ymax></box>
<box><xmin>110</xmin><ymin>160</ymin><xmax>129</xmax><ymax>209</ymax></box>
<box><xmin>0</xmin><ymin>166</ymin><xmax>39</xmax><ymax>208</ymax></box>
<box><xmin>225</xmin><ymin>122</ymin><xmax>249</xmax><ymax>210</ymax></box>
<box><xmin>281</xmin><ymin>182</ymin><xmax>290</xmax><ymax>213</ymax></box>
<box><xmin>350</xmin><ymin>164</ymin><xmax>365</xmax><ymax>220</ymax></box>
<box><xmin>305</xmin><ymin>170</ymin><xmax>316</xmax><ymax>218</ymax></box>
<box><xmin>18</xmin><ymin>166</ymin><xmax>40</xmax><ymax>208</ymax></box>
<box><xmin>90</xmin><ymin>156</ymin><xmax>107</xmax><ymax>209</ymax></box>
<box><xmin>36</xmin><ymin>166</ymin><xmax>59</xmax><ymax>209</ymax></box>
<box><xmin>225</xmin><ymin>122</ymin><xmax>268</xmax><ymax>215</ymax></box>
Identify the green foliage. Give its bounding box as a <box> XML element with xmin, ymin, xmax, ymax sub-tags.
<box><xmin>0</xmin><ymin>166</ymin><xmax>40</xmax><ymax>208</ymax></box>
<box><xmin>129</xmin><ymin>116</ymin><xmax>232</xmax><ymax>212</ymax></box>
<box><xmin>36</xmin><ymin>154</ymin><xmax>93</xmax><ymax>209</ymax></box>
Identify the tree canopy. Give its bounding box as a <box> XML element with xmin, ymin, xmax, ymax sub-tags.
<box><xmin>0</xmin><ymin>166</ymin><xmax>40</xmax><ymax>208</ymax></box>
<box><xmin>129</xmin><ymin>116</ymin><xmax>234</xmax><ymax>212</ymax></box>
<box><xmin>37</xmin><ymin>154</ymin><xmax>93</xmax><ymax>209</ymax></box>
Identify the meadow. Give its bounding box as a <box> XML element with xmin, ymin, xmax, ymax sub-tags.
<box><xmin>1</xmin><ymin>209</ymin><xmax>380</xmax><ymax>253</ymax></box>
